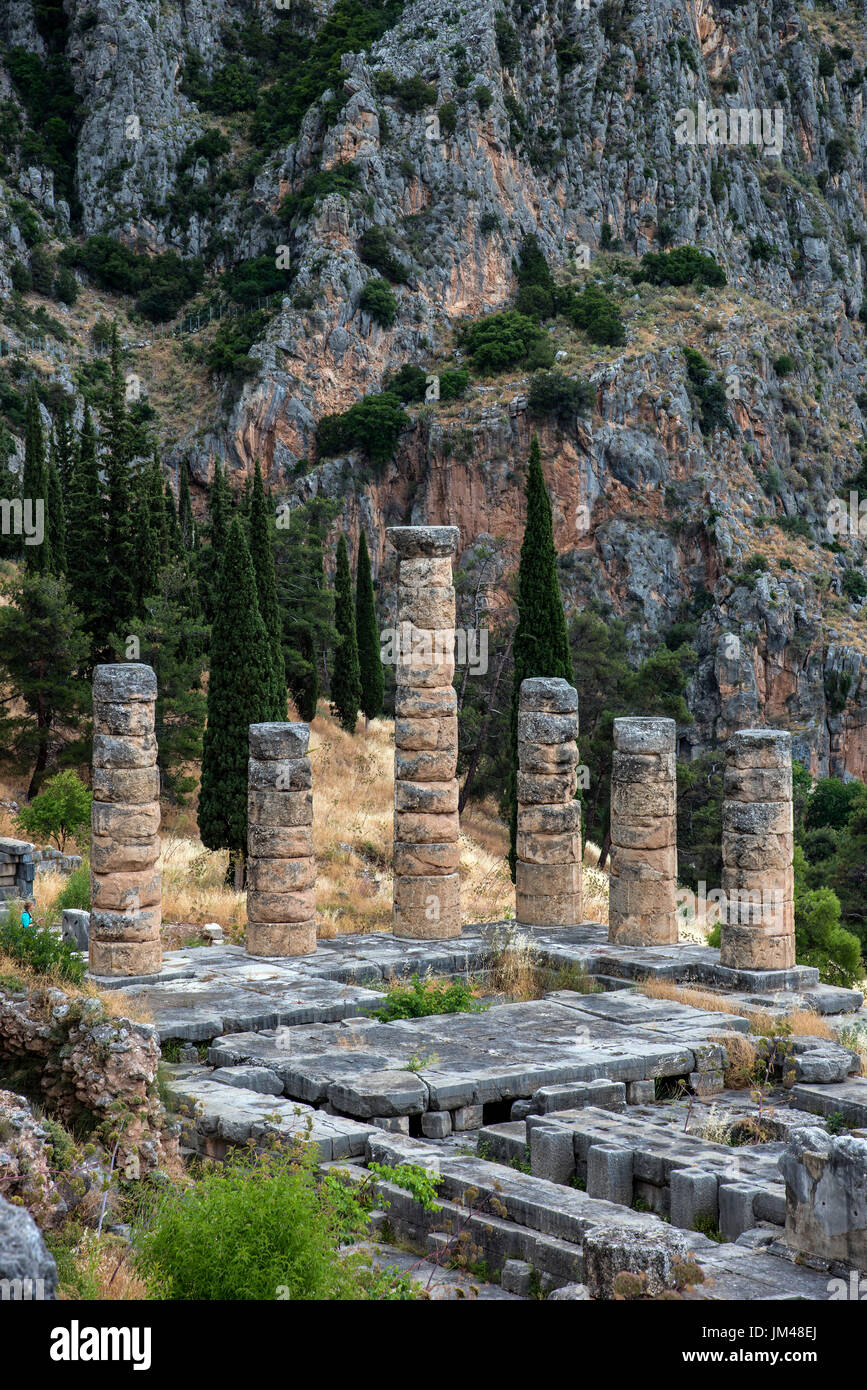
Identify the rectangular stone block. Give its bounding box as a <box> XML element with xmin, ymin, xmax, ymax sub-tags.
<box><xmin>516</xmin><ymin>830</ymin><xmax>582</xmax><ymax>865</ymax></box>
<box><xmin>92</xmin><ymin>701</ymin><xmax>154</xmax><ymax>738</ymax></box>
<box><xmin>530</xmin><ymin>1127</ymin><xmax>576</xmax><ymax>1184</ymax></box>
<box><xmin>611</xmin><ymin>750</ymin><xmax>676</xmax><ymax>785</ymax></box>
<box><xmin>610</xmin><ymin>818</ymin><xmax>675</xmax><ymax>851</ymax></box>
<box><xmin>247</xmin><ymin>826</ymin><xmax>314</xmax><ymax>859</ymax></box>
<box><xmin>395</xmin><ymin>749</ymin><xmax>458</xmax><ymax>782</ymax></box>
<box><xmin>396</xmin><ymin>586</ymin><xmax>455</xmax><ymax>628</ymax></box>
<box><xmin>726</xmin><ymin>729</ymin><xmax>791</xmax><ymax>771</ymax></box>
<box><xmin>722</xmin><ymin>830</ymin><xmax>794</xmax><ymax>872</ymax></box>
<box><xmin>517</xmin><ymin>802</ymin><xmax>581</xmax><ymax>836</ymax></box>
<box><xmin>626</xmin><ymin>1081</ymin><xmax>656</xmax><ymax>1105</ymax></box>
<box><xmin>516</xmin><ymin>890</ymin><xmax>583</xmax><ymax>927</ymax></box>
<box><xmin>613</xmin><ymin>717</ymin><xmax>675</xmax><ymax>757</ymax></box>
<box><xmin>89</xmin><ymin>938</ymin><xmax>162</xmax><ymax>976</ymax></box>
<box><xmin>586</xmin><ymin>1144</ymin><xmax>634</xmax><ymax>1205</ymax></box>
<box><xmin>249</xmin><ymin>723</ymin><xmax>309</xmax><ymax>760</ymax></box>
<box><xmin>724</xmin><ymin>765</ymin><xmax>792</xmax><ymax>803</ymax></box>
<box><xmin>247</xmin><ymin>757</ymin><xmax>312</xmax><ymax>791</ymax></box>
<box><xmin>719</xmin><ymin>925</ymin><xmax>796</xmax><ymax>971</ymax></box>
<box><xmin>516</xmin><ymin>860</ymin><xmax>582</xmax><ymax>896</ymax></box>
<box><xmin>92</xmin><ymin>733</ymin><xmax>158</xmax><ymax>770</ymax></box>
<box><xmin>393</xmin><ymin>872</ymin><xmax>459</xmax><ymax>915</ymax></box>
<box><xmin>722</xmin><ymin>799</ymin><xmax>794</xmax><ymax>837</ymax></box>
<box><xmin>394</xmin><ymin>781</ymin><xmax>458</xmax><ymax>814</ymax></box>
<box><xmin>247</xmin><ymin>857</ymin><xmax>316</xmax><ymax>893</ymax></box>
<box><xmin>90</xmin><ymin>836</ymin><xmax>160</xmax><ymax>875</ymax></box>
<box><xmin>669</xmin><ymin>1169</ymin><xmax>719</xmax><ymax>1232</ymax></box>
<box><xmin>608</xmin><ymin>875</ymin><xmax>678</xmax><ymax>921</ymax></box>
<box><xmin>610</xmin><ymin>781</ymin><xmax>676</xmax><ymax>821</ymax></box>
<box><xmin>519</xmin><ymin>677</ymin><xmax>578</xmax><ymax>714</ymax></box>
<box><xmin>394</xmin><ymin>810</ymin><xmax>459</xmax><ymax>844</ymax></box>
<box><xmin>248</xmin><ymin>789</ymin><xmax>313</xmax><ymax>827</ymax></box>
<box><xmin>609</xmin><ymin>843</ymin><xmax>677</xmax><ymax>879</ymax></box>
<box><xmin>91</xmin><ymin>867</ymin><xmax>161</xmax><ymax>911</ymax></box>
<box><xmin>392</xmin><ymin>901</ymin><xmax>461</xmax><ymax>938</ymax></box>
<box><xmin>246</xmin><ymin>920</ymin><xmax>317</xmax><ymax>957</ymax></box>
<box><xmin>92</xmin><ymin>766</ymin><xmax>160</xmax><ymax>805</ymax></box>
<box><xmin>90</xmin><ymin>905</ymin><xmax>162</xmax><ymax>942</ymax></box>
<box><xmin>421</xmin><ymin>1111</ymin><xmax>452</xmax><ymax>1138</ymax></box>
<box><xmin>517</xmin><ymin>741</ymin><xmax>579</xmax><ymax>774</ymax></box>
<box><xmin>246</xmin><ymin>888</ymin><xmax>316</xmax><ymax>923</ymax></box>
<box><xmin>517</xmin><ymin>770</ymin><xmax>578</xmax><ymax>804</ymax></box>
<box><xmin>517</xmin><ymin>712</ymin><xmax>579</xmax><ymax>745</ymax></box>
<box><xmin>91</xmin><ymin>801</ymin><xmax>160</xmax><ymax>840</ymax></box>
<box><xmin>395</xmin><ymin>653</ymin><xmax>455</xmax><ymax>688</ymax></box>
<box><xmin>394</xmin><ymin>686</ymin><xmax>457</xmax><ymax>719</ymax></box>
<box><xmin>393</xmin><ymin>842</ymin><xmax>461</xmax><ymax>875</ymax></box>
<box><xmin>452</xmin><ymin>1104</ymin><xmax>484</xmax><ymax>1131</ymax></box>
<box><xmin>394</xmin><ymin>716</ymin><xmax>458</xmax><ymax>751</ymax></box>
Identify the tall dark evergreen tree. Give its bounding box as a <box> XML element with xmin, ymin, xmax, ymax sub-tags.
<box><xmin>199</xmin><ymin>461</ymin><xmax>229</xmax><ymax>621</ymax></box>
<box><xmin>164</xmin><ymin>479</ymin><xmax>184</xmax><ymax>560</ymax></box>
<box><xmin>330</xmin><ymin>533</ymin><xmax>361</xmax><ymax>733</ymax></box>
<box><xmin>133</xmin><ymin>461</ymin><xmax>159</xmax><ymax>609</ymax></box>
<box><xmin>51</xmin><ymin>399</ymin><xmax>75</xmax><ymax>492</ymax></box>
<box><xmin>148</xmin><ymin>453</ymin><xmax>168</xmax><ymax>571</ymax></box>
<box><xmin>178</xmin><ymin>461</ymin><xmax>196</xmax><ymax>550</ymax></box>
<box><xmin>22</xmin><ymin>385</ymin><xmax>51</xmax><ymax>575</ymax></box>
<box><xmin>249</xmin><ymin>460</ymin><xmax>286</xmax><ymax>719</ymax></box>
<box><xmin>103</xmin><ymin>324</ymin><xmax>136</xmax><ymax>632</ymax></box>
<box><xmin>274</xmin><ymin>496</ymin><xmax>338</xmax><ymax>721</ymax></box>
<box><xmin>198</xmin><ymin>517</ymin><xmax>272</xmax><ymax>887</ymax></box>
<box><xmin>507</xmin><ymin>433</ymin><xmax>574</xmax><ymax>875</ymax></box>
<box><xmin>355</xmin><ymin>527</ymin><xmax>383</xmax><ymax>727</ymax></box>
<box><xmin>45</xmin><ymin>454</ymin><xmax>66</xmax><ymax>576</ymax></box>
<box><xmin>66</xmin><ymin>403</ymin><xmax>108</xmax><ymax>661</ymax></box>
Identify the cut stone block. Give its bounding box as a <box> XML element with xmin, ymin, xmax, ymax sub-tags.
<box><xmin>586</xmin><ymin>1143</ymin><xmax>634</xmax><ymax>1205</ymax></box>
<box><xmin>245</xmin><ymin>921</ymin><xmax>317</xmax><ymax>957</ymax></box>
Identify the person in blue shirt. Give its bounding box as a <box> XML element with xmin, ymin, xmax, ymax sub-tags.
<box><xmin>20</xmin><ymin>900</ymin><xmax>35</xmax><ymax>929</ymax></box>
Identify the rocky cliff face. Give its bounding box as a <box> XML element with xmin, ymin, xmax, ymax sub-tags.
<box><xmin>3</xmin><ymin>0</ymin><xmax>867</xmax><ymax>772</ymax></box>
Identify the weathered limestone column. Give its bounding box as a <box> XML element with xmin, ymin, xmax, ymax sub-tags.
<box><xmin>90</xmin><ymin>664</ymin><xmax>162</xmax><ymax>977</ymax></box>
<box><xmin>720</xmin><ymin>728</ymin><xmax>794</xmax><ymax>971</ymax></box>
<box><xmin>515</xmin><ymin>678</ymin><xmax>582</xmax><ymax>926</ymax></box>
<box><xmin>246</xmin><ymin>722</ymin><xmax>316</xmax><ymax>957</ymax></box>
<box><xmin>608</xmin><ymin>717</ymin><xmax>678</xmax><ymax>945</ymax></box>
<box><xmin>388</xmin><ymin>525</ymin><xmax>461</xmax><ymax>938</ymax></box>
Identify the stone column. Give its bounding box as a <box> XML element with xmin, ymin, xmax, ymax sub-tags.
<box><xmin>608</xmin><ymin>717</ymin><xmax>678</xmax><ymax>945</ymax></box>
<box><xmin>515</xmin><ymin>677</ymin><xmax>582</xmax><ymax>926</ymax></box>
<box><xmin>388</xmin><ymin>525</ymin><xmax>461</xmax><ymax>939</ymax></box>
<box><xmin>90</xmin><ymin>664</ymin><xmax>162</xmax><ymax>977</ymax></box>
<box><xmin>720</xmin><ymin>728</ymin><xmax>794</xmax><ymax>971</ymax></box>
<box><xmin>246</xmin><ymin>722</ymin><xmax>316</xmax><ymax>957</ymax></box>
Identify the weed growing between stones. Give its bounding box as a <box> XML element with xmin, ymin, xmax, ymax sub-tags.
<box><xmin>372</xmin><ymin>973</ymin><xmax>483</xmax><ymax>1021</ymax></box>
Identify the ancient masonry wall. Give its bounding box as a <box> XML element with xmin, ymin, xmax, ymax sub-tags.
<box><xmin>720</xmin><ymin>728</ymin><xmax>794</xmax><ymax>971</ymax></box>
<box><xmin>90</xmin><ymin>664</ymin><xmax>161</xmax><ymax>978</ymax></box>
<box><xmin>515</xmin><ymin>678</ymin><xmax>582</xmax><ymax>927</ymax></box>
<box><xmin>608</xmin><ymin>717</ymin><xmax>678</xmax><ymax>946</ymax></box>
<box><xmin>247</xmin><ymin>722</ymin><xmax>316</xmax><ymax>957</ymax></box>
<box><xmin>388</xmin><ymin>525</ymin><xmax>461</xmax><ymax>939</ymax></box>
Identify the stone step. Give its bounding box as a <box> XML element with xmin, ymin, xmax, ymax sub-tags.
<box><xmin>789</xmin><ymin>1078</ymin><xmax>867</xmax><ymax>1130</ymax></box>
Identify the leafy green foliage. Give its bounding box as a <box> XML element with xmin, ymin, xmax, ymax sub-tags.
<box><xmin>636</xmin><ymin>246</ymin><xmax>726</xmax><ymax>289</ymax></box>
<box><xmin>457</xmin><ymin>310</ymin><xmax>554</xmax><ymax>373</ymax></box>
<box><xmin>53</xmin><ymin>863</ymin><xmax>92</xmax><ymax>916</ymax></box>
<box><xmin>368</xmin><ymin>1162</ymin><xmax>443</xmax><ymax>1209</ymax></box>
<box><xmin>359</xmin><ymin>278</ymin><xmax>398</xmax><ymax>327</ymax></box>
<box><xmin>683</xmin><ymin>347</ymin><xmax>732</xmax><ymax>435</ymax></box>
<box><xmin>279</xmin><ymin>162</ymin><xmax>362</xmax><ymax>222</ymax></box>
<box><xmin>60</xmin><ymin>238</ymin><xmax>204</xmax><ymax>322</ymax></box>
<box><xmin>205</xmin><ymin>311</ymin><xmax>267</xmax><ymax>381</ymax></box>
<box><xmin>794</xmin><ymin>845</ymin><xmax>862</xmax><ymax>986</ymax></box>
<box><xmin>316</xmin><ymin>392</ymin><xmax>408</xmax><ymax>469</ymax></box>
<box><xmin>15</xmin><ymin>770</ymin><xmax>91</xmax><ymax>852</ymax></box>
<box><xmin>0</xmin><ymin>912</ymin><xmax>85</xmax><ymax>984</ymax></box>
<box><xmin>5</xmin><ymin>41</ymin><xmax>80</xmax><ymax>204</ymax></box>
<box><xmin>560</xmin><ymin>282</ymin><xmax>625</xmax><ymax>346</ymax></box>
<box><xmin>358</xmin><ymin>226</ymin><xmax>408</xmax><ymax>283</ymax></box>
<box><xmin>372</xmin><ymin>974</ymin><xmax>482</xmax><ymax>1020</ymax></box>
<box><xmin>221</xmin><ymin>256</ymin><xmax>289</xmax><ymax>306</ymax></box>
<box><xmin>528</xmin><ymin>370</ymin><xmax>593</xmax><ymax>421</ymax></box>
<box><xmin>383</xmin><ymin>364</ymin><xmax>427</xmax><ymax>402</ymax></box>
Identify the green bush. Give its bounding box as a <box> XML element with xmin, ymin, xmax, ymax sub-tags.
<box><xmin>495</xmin><ymin>16</ymin><xmax>521</xmax><ymax>67</ymax></box>
<box><xmin>439</xmin><ymin>367</ymin><xmax>469</xmax><ymax>399</ymax></box>
<box><xmin>60</xmin><ymin>237</ymin><xmax>204</xmax><ymax>322</ymax></box>
<box><xmin>221</xmin><ymin>256</ymin><xmax>288</xmax><ymax>306</ymax></box>
<box><xmin>474</xmin><ymin>84</ymin><xmax>493</xmax><ymax>111</ymax></box>
<box><xmin>359</xmin><ymin>277</ymin><xmax>398</xmax><ymax>327</ymax></box>
<box><xmin>528</xmin><ymin>370</ymin><xmax>593</xmax><ymax>421</ymax></box>
<box><xmin>636</xmin><ymin>246</ymin><xmax>726</xmax><ymax>290</ymax></box>
<box><xmin>54</xmin><ymin>863</ymin><xmax>91</xmax><ymax>916</ymax></box>
<box><xmin>383</xmin><ymin>364</ymin><xmax>427</xmax><ymax>402</ymax></box>
<box><xmin>316</xmin><ymin>391</ymin><xmax>408</xmax><ymax>468</ymax></box>
<box><xmin>773</xmin><ymin>353</ymin><xmax>795</xmax><ymax>376</ymax></box>
<box><xmin>561</xmin><ymin>283</ymin><xmax>625</xmax><ymax>346</ymax></box>
<box><xmin>279</xmin><ymin>163</ymin><xmax>362</xmax><ymax>223</ymax></box>
<box><xmin>358</xmin><ymin>226</ymin><xmax>408</xmax><ymax>283</ymax></box>
<box><xmin>683</xmin><ymin>347</ymin><xmax>731</xmax><ymax>435</ymax></box>
<box><xmin>843</xmin><ymin>569</ymin><xmax>867</xmax><ymax>600</ymax></box>
<box><xmin>457</xmin><ymin>309</ymin><xmax>554</xmax><ymax>373</ymax></box>
<box><xmin>132</xmin><ymin>1140</ymin><xmax>416</xmax><ymax>1300</ymax></box>
<box><xmin>0</xmin><ymin>912</ymin><xmax>86</xmax><ymax>984</ymax></box>
<box><xmin>794</xmin><ymin>846</ymin><xmax>862</xmax><ymax>987</ymax></box>
<box><xmin>396</xmin><ymin>75</ymin><xmax>437</xmax><ymax>110</ymax></box>
<box><xmin>205</xmin><ymin>311</ymin><xmax>268</xmax><ymax>380</ymax></box>
<box><xmin>16</xmin><ymin>770</ymin><xmax>92</xmax><ymax>852</ymax></box>
<box><xmin>54</xmin><ymin>266</ymin><xmax>79</xmax><ymax>305</ymax></box>
<box><xmin>178</xmin><ymin>129</ymin><xmax>231</xmax><ymax>171</ymax></box>
<box><xmin>10</xmin><ymin>261</ymin><xmax>32</xmax><ymax>293</ymax></box>
<box><xmin>372</xmin><ymin>973</ymin><xmax>483</xmax><ymax>1021</ymax></box>
<box><xmin>438</xmin><ymin>101</ymin><xmax>457</xmax><ymax>135</ymax></box>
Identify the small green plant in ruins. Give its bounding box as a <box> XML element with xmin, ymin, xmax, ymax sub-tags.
<box><xmin>372</xmin><ymin>973</ymin><xmax>484</xmax><ymax>1021</ymax></box>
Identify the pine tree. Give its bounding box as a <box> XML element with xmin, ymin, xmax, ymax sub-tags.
<box><xmin>507</xmin><ymin>433</ymin><xmax>575</xmax><ymax>875</ymax></box>
<box><xmin>0</xmin><ymin>444</ymin><xmax>21</xmax><ymax>563</ymax></box>
<box><xmin>66</xmin><ymin>403</ymin><xmax>109</xmax><ymax>662</ymax></box>
<box><xmin>22</xmin><ymin>385</ymin><xmax>51</xmax><ymax>575</ymax></box>
<box><xmin>330</xmin><ymin>533</ymin><xmax>361</xmax><ymax>733</ymax></box>
<box><xmin>274</xmin><ymin>496</ymin><xmax>338</xmax><ymax>721</ymax></box>
<box><xmin>133</xmin><ymin>461</ymin><xmax>160</xmax><ymax>608</ymax></box>
<box><xmin>51</xmin><ymin>399</ymin><xmax>75</xmax><ymax>492</ymax></box>
<box><xmin>148</xmin><ymin>454</ymin><xmax>168</xmax><ymax>571</ymax></box>
<box><xmin>103</xmin><ymin>324</ymin><xmax>136</xmax><ymax>631</ymax></box>
<box><xmin>178</xmin><ymin>461</ymin><xmax>196</xmax><ymax>550</ymax></box>
<box><xmin>248</xmin><ymin>459</ymin><xmax>286</xmax><ymax>719</ymax></box>
<box><xmin>199</xmin><ymin>462</ymin><xmax>229</xmax><ymax>621</ymax></box>
<box><xmin>198</xmin><ymin>517</ymin><xmax>272</xmax><ymax>884</ymax></box>
<box><xmin>355</xmin><ymin>527</ymin><xmax>383</xmax><ymax>727</ymax></box>
<box><xmin>164</xmin><ymin>479</ymin><xmax>184</xmax><ymax>560</ymax></box>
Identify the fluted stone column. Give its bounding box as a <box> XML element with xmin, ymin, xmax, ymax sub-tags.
<box><xmin>90</xmin><ymin>664</ymin><xmax>161</xmax><ymax>977</ymax></box>
<box><xmin>388</xmin><ymin>525</ymin><xmax>461</xmax><ymax>938</ymax></box>
<box><xmin>608</xmin><ymin>717</ymin><xmax>678</xmax><ymax>945</ymax></box>
<box><xmin>720</xmin><ymin>729</ymin><xmax>794</xmax><ymax>971</ymax></box>
<box><xmin>246</xmin><ymin>722</ymin><xmax>316</xmax><ymax>957</ymax></box>
<box><xmin>515</xmin><ymin>678</ymin><xmax>582</xmax><ymax>926</ymax></box>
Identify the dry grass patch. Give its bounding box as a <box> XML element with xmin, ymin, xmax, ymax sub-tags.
<box><xmin>0</xmin><ymin>949</ymin><xmax>152</xmax><ymax>1022</ymax></box>
<box><xmin>641</xmin><ymin>976</ymin><xmax>734</xmax><ymax>1014</ymax></box>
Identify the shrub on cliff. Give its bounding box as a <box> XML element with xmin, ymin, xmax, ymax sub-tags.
<box><xmin>0</xmin><ymin>912</ymin><xmax>86</xmax><ymax>984</ymax></box>
<box><xmin>457</xmin><ymin>310</ymin><xmax>554</xmax><ymax>373</ymax></box>
<box><xmin>359</xmin><ymin>277</ymin><xmax>398</xmax><ymax>327</ymax></box>
<box><xmin>316</xmin><ymin>392</ymin><xmax>407</xmax><ymax>469</ymax></box>
<box><xmin>635</xmin><ymin>246</ymin><xmax>726</xmax><ymax>290</ymax></box>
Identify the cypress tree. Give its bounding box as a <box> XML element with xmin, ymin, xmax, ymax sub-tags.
<box><xmin>355</xmin><ymin>527</ymin><xmax>383</xmax><ymax>727</ymax></box>
<box><xmin>51</xmin><ymin>399</ymin><xmax>75</xmax><ymax>492</ymax></box>
<box><xmin>507</xmin><ymin>433</ymin><xmax>574</xmax><ymax>876</ymax></box>
<box><xmin>0</xmin><ymin>444</ymin><xmax>21</xmax><ymax>563</ymax></box>
<box><xmin>249</xmin><ymin>459</ymin><xmax>286</xmax><ymax>719</ymax></box>
<box><xmin>198</xmin><ymin>517</ymin><xmax>272</xmax><ymax>886</ymax></box>
<box><xmin>148</xmin><ymin>454</ymin><xmax>168</xmax><ymax>571</ymax></box>
<box><xmin>178</xmin><ymin>460</ymin><xmax>196</xmax><ymax>550</ymax></box>
<box><xmin>164</xmin><ymin>479</ymin><xmax>184</xmax><ymax>560</ymax></box>
<box><xmin>133</xmin><ymin>461</ymin><xmax>160</xmax><ymax>608</ymax></box>
<box><xmin>22</xmin><ymin>384</ymin><xmax>51</xmax><ymax>574</ymax></box>
<box><xmin>330</xmin><ymin>533</ymin><xmax>361</xmax><ymax>733</ymax></box>
<box><xmin>103</xmin><ymin>324</ymin><xmax>136</xmax><ymax>630</ymax></box>
<box><xmin>66</xmin><ymin>403</ymin><xmax>108</xmax><ymax>659</ymax></box>
<box><xmin>199</xmin><ymin>462</ymin><xmax>229</xmax><ymax>621</ymax></box>
<box><xmin>45</xmin><ymin>454</ymin><xmax>66</xmax><ymax>576</ymax></box>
